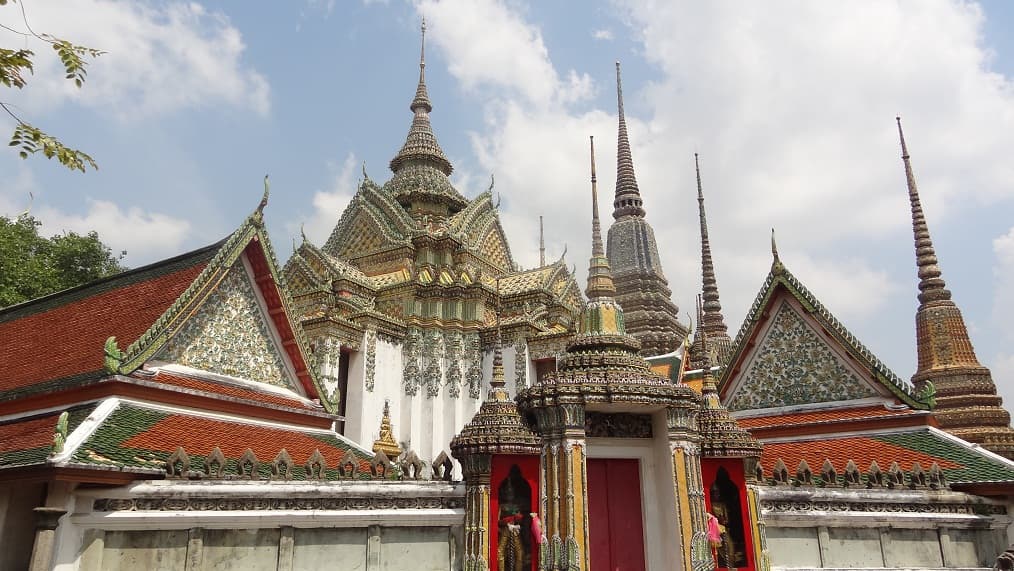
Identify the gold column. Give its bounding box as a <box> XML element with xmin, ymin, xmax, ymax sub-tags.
<box><xmin>667</xmin><ymin>404</ymin><xmax>709</xmax><ymax>571</ymax></box>
<box><xmin>461</xmin><ymin>455</ymin><xmax>492</xmax><ymax>571</ymax></box>
<box><xmin>538</xmin><ymin>405</ymin><xmax>588</xmax><ymax>571</ymax></box>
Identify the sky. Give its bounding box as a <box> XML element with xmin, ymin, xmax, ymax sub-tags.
<box><xmin>3</xmin><ymin>0</ymin><xmax>1014</xmax><ymax>407</ymax></box>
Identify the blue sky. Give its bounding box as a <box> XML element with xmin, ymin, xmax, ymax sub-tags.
<box><xmin>4</xmin><ymin>0</ymin><xmax>1014</xmax><ymax>407</ymax></box>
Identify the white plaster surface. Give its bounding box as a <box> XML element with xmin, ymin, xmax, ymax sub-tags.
<box><xmin>202</xmin><ymin>528</ymin><xmax>281</xmax><ymax>570</ymax></box>
<box><xmin>100</xmin><ymin>529</ymin><xmax>188</xmax><ymax>570</ymax></box>
<box><xmin>882</xmin><ymin>528</ymin><xmax>943</xmax><ymax>568</ymax></box>
<box><xmin>766</xmin><ymin>526</ymin><xmax>821</xmax><ymax>568</ymax></box>
<box><xmin>824</xmin><ymin>527</ymin><xmax>883</xmax><ymax>567</ymax></box>
<box><xmin>291</xmin><ymin>528</ymin><xmax>368</xmax><ymax>570</ymax></box>
<box><xmin>379</xmin><ymin>527</ymin><xmax>448</xmax><ymax>571</ymax></box>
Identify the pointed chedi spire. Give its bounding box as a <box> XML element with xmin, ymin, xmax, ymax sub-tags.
<box><xmin>695</xmin><ymin>153</ymin><xmax>732</xmax><ymax>362</ymax></box>
<box><xmin>386</xmin><ymin>18</ymin><xmax>466</xmax><ymax>214</ymax></box>
<box><xmin>605</xmin><ymin>63</ymin><xmax>687</xmax><ymax>355</ymax></box>
<box><xmin>372</xmin><ymin>400</ymin><xmax>403</xmax><ymax>459</ymax></box>
<box><xmin>586</xmin><ymin>135</ymin><xmax>617</xmax><ymax>301</ymax></box>
<box><xmin>613</xmin><ymin>61</ymin><xmax>646</xmax><ymax>220</ymax></box>
<box><xmin>896</xmin><ymin>117</ymin><xmax>1014</xmax><ymax>460</ymax></box>
<box><xmin>897</xmin><ymin>117</ymin><xmax>950</xmax><ymax>305</ymax></box>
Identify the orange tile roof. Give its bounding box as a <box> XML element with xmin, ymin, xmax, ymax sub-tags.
<box><xmin>143</xmin><ymin>371</ymin><xmax>316</xmax><ymax>411</ymax></box>
<box><xmin>121</xmin><ymin>413</ymin><xmax>370</xmax><ymax>472</ymax></box>
<box><xmin>761</xmin><ymin>435</ymin><xmax>961</xmax><ymax>474</ymax></box>
<box><xmin>0</xmin><ymin>412</ymin><xmax>60</xmax><ymax>454</ymax></box>
<box><xmin>0</xmin><ymin>246</ymin><xmax>215</xmax><ymax>395</ymax></box>
<box><xmin>737</xmin><ymin>405</ymin><xmax>922</xmax><ymax>430</ymax></box>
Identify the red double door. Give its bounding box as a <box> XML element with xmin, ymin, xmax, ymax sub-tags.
<box><xmin>587</xmin><ymin>458</ymin><xmax>646</xmax><ymax>571</ymax></box>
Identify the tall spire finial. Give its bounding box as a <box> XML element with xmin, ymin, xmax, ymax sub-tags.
<box><xmin>586</xmin><ymin>135</ymin><xmax>616</xmax><ymax>300</ymax></box>
<box><xmin>410</xmin><ymin>18</ymin><xmax>432</xmax><ymax>114</ymax></box>
<box><xmin>613</xmin><ymin>61</ymin><xmax>646</xmax><ymax>220</ymax></box>
<box><xmin>695</xmin><ymin>153</ymin><xmax>730</xmax><ymax>344</ymax></box>
<box><xmin>896</xmin><ymin>116</ymin><xmax>950</xmax><ymax>304</ymax></box>
<box><xmin>539</xmin><ymin>215</ymin><xmax>546</xmax><ymax>266</ymax></box>
<box><xmin>389</xmin><ymin>19</ymin><xmax>454</xmax><ymax>177</ymax></box>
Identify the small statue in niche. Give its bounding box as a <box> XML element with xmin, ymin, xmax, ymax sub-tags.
<box><xmin>497</xmin><ymin>464</ymin><xmax>533</xmax><ymax>571</ymax></box>
<box><xmin>709</xmin><ymin>467</ymin><xmax>748</xmax><ymax>569</ymax></box>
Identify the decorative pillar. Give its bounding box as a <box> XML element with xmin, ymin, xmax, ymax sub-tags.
<box><xmin>667</xmin><ymin>402</ymin><xmax>709</xmax><ymax>571</ymax></box>
<box><xmin>461</xmin><ymin>455</ymin><xmax>493</xmax><ymax>571</ymax></box>
<box><xmin>536</xmin><ymin>403</ymin><xmax>588</xmax><ymax>571</ymax></box>
<box><xmin>28</xmin><ymin>506</ymin><xmax>66</xmax><ymax>571</ymax></box>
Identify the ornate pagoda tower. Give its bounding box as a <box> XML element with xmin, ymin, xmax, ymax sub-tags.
<box><xmin>694</xmin><ymin>154</ymin><xmax>734</xmax><ymax>365</ymax></box>
<box><xmin>897</xmin><ymin>117</ymin><xmax>1014</xmax><ymax>459</ymax></box>
<box><xmin>606</xmin><ymin>62</ymin><xmax>688</xmax><ymax>356</ymax></box>
<box><xmin>516</xmin><ymin>136</ymin><xmax>709</xmax><ymax>571</ymax></box>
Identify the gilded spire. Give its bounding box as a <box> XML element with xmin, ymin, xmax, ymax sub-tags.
<box><xmin>613</xmin><ymin>61</ymin><xmax>645</xmax><ymax>220</ymax></box>
<box><xmin>695</xmin><ymin>153</ymin><xmax>729</xmax><ymax>343</ymax></box>
<box><xmin>389</xmin><ymin>19</ymin><xmax>453</xmax><ymax>176</ymax></box>
<box><xmin>897</xmin><ymin>117</ymin><xmax>950</xmax><ymax>305</ymax></box>
<box><xmin>372</xmin><ymin>400</ymin><xmax>403</xmax><ymax>459</ymax></box>
<box><xmin>587</xmin><ymin>135</ymin><xmax>616</xmax><ymax>300</ymax></box>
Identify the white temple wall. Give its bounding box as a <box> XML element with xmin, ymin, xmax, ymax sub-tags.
<box><xmin>52</xmin><ymin>480</ymin><xmax>465</xmax><ymax>571</ymax></box>
<box><xmin>345</xmin><ymin>334</ymin><xmax>401</xmax><ymax>453</ymax></box>
<box><xmin>758</xmin><ymin>486</ymin><xmax>1009</xmax><ymax>569</ymax></box>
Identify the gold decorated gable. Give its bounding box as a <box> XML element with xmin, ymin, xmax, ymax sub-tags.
<box><xmin>323</xmin><ymin>180</ymin><xmax>413</xmax><ymax>261</ymax></box>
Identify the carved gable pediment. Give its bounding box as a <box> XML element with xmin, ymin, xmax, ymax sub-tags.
<box><xmin>724</xmin><ymin>295</ymin><xmax>882</xmax><ymax>411</ymax></box>
<box><xmin>156</xmin><ymin>256</ymin><xmax>300</xmax><ymax>392</ymax></box>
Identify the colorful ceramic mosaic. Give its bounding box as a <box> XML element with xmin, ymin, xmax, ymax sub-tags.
<box><xmin>158</xmin><ymin>261</ymin><xmax>294</xmax><ymax>389</ymax></box>
<box><xmin>727</xmin><ymin>301</ymin><xmax>877</xmax><ymax>411</ymax></box>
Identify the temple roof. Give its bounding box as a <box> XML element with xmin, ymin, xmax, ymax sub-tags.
<box><xmin>385</xmin><ymin>22</ymin><xmax>466</xmax><ymax>212</ymax></box>
<box><xmin>0</xmin><ymin>399</ymin><xmax>377</xmax><ymax>481</ymax></box>
<box><xmin>758</xmin><ymin>427</ymin><xmax>1014</xmax><ymax>486</ymax></box>
<box><xmin>720</xmin><ymin>255</ymin><xmax>929</xmax><ymax>411</ymax></box>
<box><xmin>0</xmin><ymin>200</ymin><xmax>330</xmax><ymax>412</ymax></box>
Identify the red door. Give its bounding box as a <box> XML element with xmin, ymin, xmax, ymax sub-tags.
<box><xmin>587</xmin><ymin>458</ymin><xmax>646</xmax><ymax>571</ymax></box>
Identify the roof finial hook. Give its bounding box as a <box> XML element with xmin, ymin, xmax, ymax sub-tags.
<box><xmin>362</xmin><ymin>160</ymin><xmax>369</xmax><ymax>181</ymax></box>
<box><xmin>771</xmin><ymin>228</ymin><xmax>781</xmax><ymax>264</ymax></box>
<box><xmin>300</xmin><ymin>223</ymin><xmax>308</xmax><ymax>244</ymax></box>
<box><xmin>258</xmin><ymin>175</ymin><xmax>270</xmax><ymax>214</ymax></box>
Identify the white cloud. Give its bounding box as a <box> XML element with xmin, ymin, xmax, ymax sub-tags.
<box><xmin>991</xmin><ymin>227</ymin><xmax>1014</xmax><ymax>407</ymax></box>
<box><xmin>416</xmin><ymin>0</ymin><xmax>1014</xmax><ymax>364</ymax></box>
<box><xmin>593</xmin><ymin>29</ymin><xmax>613</xmax><ymax>41</ymax></box>
<box><xmin>417</xmin><ymin>0</ymin><xmax>593</xmax><ymax>106</ymax></box>
<box><xmin>35</xmin><ymin>200</ymin><xmax>191</xmax><ymax>265</ymax></box>
<box><xmin>1</xmin><ymin>1</ymin><xmax>270</xmax><ymax>119</ymax></box>
<box><xmin>291</xmin><ymin>153</ymin><xmax>360</xmax><ymax>246</ymax></box>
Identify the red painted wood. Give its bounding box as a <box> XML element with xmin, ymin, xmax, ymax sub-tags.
<box><xmin>701</xmin><ymin>459</ymin><xmax>755</xmax><ymax>571</ymax></box>
<box><xmin>588</xmin><ymin>458</ymin><xmax>646</xmax><ymax>571</ymax></box>
<box><xmin>489</xmin><ymin>455</ymin><xmax>541</xmax><ymax>571</ymax></box>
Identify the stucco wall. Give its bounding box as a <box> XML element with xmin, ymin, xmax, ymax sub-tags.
<box><xmin>759</xmin><ymin>486</ymin><xmax>1009</xmax><ymax>569</ymax></box>
<box><xmin>80</xmin><ymin>525</ymin><xmax>457</xmax><ymax>571</ymax></box>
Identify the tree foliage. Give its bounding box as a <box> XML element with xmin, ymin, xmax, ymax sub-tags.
<box><xmin>1</xmin><ymin>0</ymin><xmax>102</xmax><ymax>171</ymax></box>
<box><xmin>0</xmin><ymin>214</ymin><xmax>125</xmax><ymax>307</ymax></box>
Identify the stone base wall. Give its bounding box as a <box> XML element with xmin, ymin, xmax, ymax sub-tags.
<box><xmin>78</xmin><ymin>525</ymin><xmax>458</xmax><ymax>571</ymax></box>
<box><xmin>757</xmin><ymin>486</ymin><xmax>1009</xmax><ymax>570</ymax></box>
<box><xmin>53</xmin><ymin>479</ymin><xmax>466</xmax><ymax>571</ymax></box>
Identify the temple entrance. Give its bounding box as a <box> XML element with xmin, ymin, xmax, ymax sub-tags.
<box><xmin>587</xmin><ymin>458</ymin><xmax>646</xmax><ymax>571</ymax></box>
